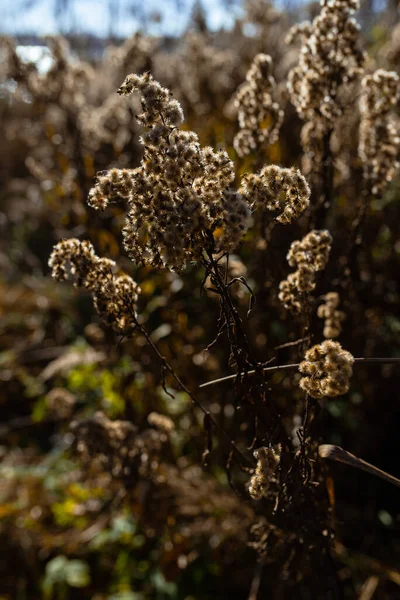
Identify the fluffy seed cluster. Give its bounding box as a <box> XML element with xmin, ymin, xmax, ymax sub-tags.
<box><xmin>80</xmin><ymin>95</ymin><xmax>138</xmax><ymax>154</ymax></box>
<box><xmin>232</xmin><ymin>53</ymin><xmax>284</xmax><ymax>157</ymax></box>
<box><xmin>248</xmin><ymin>446</ymin><xmax>281</xmax><ymax>500</ymax></box>
<box><xmin>71</xmin><ymin>411</ymin><xmax>167</xmax><ymax>479</ymax></box>
<box><xmin>359</xmin><ymin>69</ymin><xmax>400</xmax><ymax>197</ymax></box>
<box><xmin>88</xmin><ymin>73</ymin><xmax>251</xmax><ymax>270</ymax></box>
<box><xmin>299</xmin><ymin>340</ymin><xmax>354</xmax><ymax>398</ymax></box>
<box><xmin>279</xmin><ymin>230</ymin><xmax>332</xmax><ymax>313</ymax></box>
<box><xmin>240</xmin><ymin>165</ymin><xmax>310</xmax><ymax>224</ymax></box>
<box><xmin>284</xmin><ymin>21</ymin><xmax>312</xmax><ymax>46</ymax></box>
<box><xmin>48</xmin><ymin>239</ymin><xmax>140</xmax><ymax>333</ymax></box>
<box><xmin>317</xmin><ymin>292</ymin><xmax>345</xmax><ymax>338</ymax></box>
<box><xmin>287</xmin><ymin>0</ymin><xmax>365</xmax><ymax>125</ymax></box>
<box><xmin>147</xmin><ymin>412</ymin><xmax>175</xmax><ymax>433</ymax></box>
<box><xmin>88</xmin><ymin>168</ymin><xmax>135</xmax><ymax>211</ymax></box>
<box><xmin>169</xmin><ymin>32</ymin><xmax>237</xmax><ymax>117</ymax></box>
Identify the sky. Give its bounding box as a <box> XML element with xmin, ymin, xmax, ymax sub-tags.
<box><xmin>1</xmin><ymin>0</ymin><xmax>243</xmax><ymax>37</ymax></box>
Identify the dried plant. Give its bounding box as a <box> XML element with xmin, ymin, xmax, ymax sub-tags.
<box><xmin>49</xmin><ymin>239</ymin><xmax>141</xmax><ymax>333</ymax></box>
<box><xmin>240</xmin><ymin>164</ymin><xmax>310</xmax><ymax>224</ymax></box>
<box><xmin>279</xmin><ymin>229</ymin><xmax>332</xmax><ymax>313</ymax></box>
<box><xmin>232</xmin><ymin>53</ymin><xmax>284</xmax><ymax>156</ymax></box>
<box><xmin>248</xmin><ymin>446</ymin><xmax>281</xmax><ymax>500</ymax></box>
<box><xmin>88</xmin><ymin>73</ymin><xmax>251</xmax><ymax>270</ymax></box>
<box><xmin>287</xmin><ymin>0</ymin><xmax>365</xmax><ymax>126</ymax></box>
<box><xmin>359</xmin><ymin>69</ymin><xmax>400</xmax><ymax>197</ymax></box>
<box><xmin>286</xmin><ymin>0</ymin><xmax>366</xmax><ymax>187</ymax></box>
<box><xmin>2</xmin><ymin>2</ymin><xmax>400</xmax><ymax>597</ymax></box>
<box><xmin>317</xmin><ymin>292</ymin><xmax>345</xmax><ymax>338</ymax></box>
<box><xmin>72</xmin><ymin>411</ymin><xmax>167</xmax><ymax>479</ymax></box>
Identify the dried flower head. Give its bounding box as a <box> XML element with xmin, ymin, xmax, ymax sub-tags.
<box><xmin>117</xmin><ymin>72</ymin><xmax>184</xmax><ymax>126</ymax></box>
<box><xmin>279</xmin><ymin>230</ymin><xmax>332</xmax><ymax>312</ymax></box>
<box><xmin>71</xmin><ymin>411</ymin><xmax>167</xmax><ymax>479</ymax></box>
<box><xmin>299</xmin><ymin>340</ymin><xmax>354</xmax><ymax>398</ymax></box>
<box><xmin>232</xmin><ymin>53</ymin><xmax>284</xmax><ymax>156</ymax></box>
<box><xmin>248</xmin><ymin>446</ymin><xmax>281</xmax><ymax>500</ymax></box>
<box><xmin>287</xmin><ymin>229</ymin><xmax>332</xmax><ymax>271</ymax></box>
<box><xmin>81</xmin><ymin>95</ymin><xmax>139</xmax><ymax>154</ymax></box>
<box><xmin>240</xmin><ymin>165</ymin><xmax>310</xmax><ymax>224</ymax></box>
<box><xmin>49</xmin><ymin>239</ymin><xmax>140</xmax><ymax>333</ymax></box>
<box><xmin>317</xmin><ymin>292</ymin><xmax>345</xmax><ymax>338</ymax></box>
<box><xmin>284</xmin><ymin>21</ymin><xmax>312</xmax><ymax>46</ymax></box>
<box><xmin>359</xmin><ymin>69</ymin><xmax>400</xmax><ymax>197</ymax></box>
<box><xmin>287</xmin><ymin>0</ymin><xmax>365</xmax><ymax>125</ymax></box>
<box><xmin>88</xmin><ymin>73</ymin><xmax>251</xmax><ymax>271</ymax></box>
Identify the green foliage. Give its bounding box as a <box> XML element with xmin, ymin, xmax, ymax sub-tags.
<box><xmin>67</xmin><ymin>363</ymin><xmax>125</xmax><ymax>417</ymax></box>
<box><xmin>42</xmin><ymin>556</ymin><xmax>90</xmax><ymax>598</ymax></box>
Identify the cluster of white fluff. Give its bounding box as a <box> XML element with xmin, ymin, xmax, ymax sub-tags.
<box><xmin>359</xmin><ymin>69</ymin><xmax>400</xmax><ymax>197</ymax></box>
<box><xmin>248</xmin><ymin>446</ymin><xmax>281</xmax><ymax>500</ymax></box>
<box><xmin>299</xmin><ymin>340</ymin><xmax>354</xmax><ymax>398</ymax></box>
<box><xmin>279</xmin><ymin>230</ymin><xmax>332</xmax><ymax>313</ymax></box>
<box><xmin>317</xmin><ymin>292</ymin><xmax>345</xmax><ymax>338</ymax></box>
<box><xmin>240</xmin><ymin>165</ymin><xmax>310</xmax><ymax>224</ymax></box>
<box><xmin>287</xmin><ymin>0</ymin><xmax>365</xmax><ymax>126</ymax></box>
<box><xmin>49</xmin><ymin>239</ymin><xmax>140</xmax><ymax>333</ymax></box>
<box><xmin>88</xmin><ymin>73</ymin><xmax>251</xmax><ymax>271</ymax></box>
<box><xmin>232</xmin><ymin>54</ymin><xmax>284</xmax><ymax>157</ymax></box>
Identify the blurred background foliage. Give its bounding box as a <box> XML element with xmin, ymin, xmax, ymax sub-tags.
<box><xmin>1</xmin><ymin>0</ymin><xmax>400</xmax><ymax>598</ymax></box>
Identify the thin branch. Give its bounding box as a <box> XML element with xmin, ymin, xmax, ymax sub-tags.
<box><xmin>358</xmin><ymin>576</ymin><xmax>380</xmax><ymax>600</ymax></box>
<box><xmin>202</xmin><ymin>245</ymin><xmax>291</xmax><ymax>447</ymax></box>
<box><xmin>248</xmin><ymin>560</ymin><xmax>264</xmax><ymax>600</ymax></box>
<box><xmin>274</xmin><ymin>337</ymin><xmax>310</xmax><ymax>351</ymax></box>
<box><xmin>199</xmin><ymin>357</ymin><xmax>400</xmax><ymax>389</ymax></box>
<box><xmin>132</xmin><ymin>319</ymin><xmax>253</xmax><ymax>468</ymax></box>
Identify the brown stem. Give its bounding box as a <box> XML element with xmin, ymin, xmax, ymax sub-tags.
<box><xmin>203</xmin><ymin>246</ymin><xmax>291</xmax><ymax>447</ymax></box>
<box><xmin>204</xmin><ymin>247</ymin><xmax>257</xmax><ymax>371</ymax></box>
<box><xmin>319</xmin><ymin>444</ymin><xmax>400</xmax><ymax>489</ymax></box>
<box><xmin>133</xmin><ymin>319</ymin><xmax>253</xmax><ymax>469</ymax></box>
